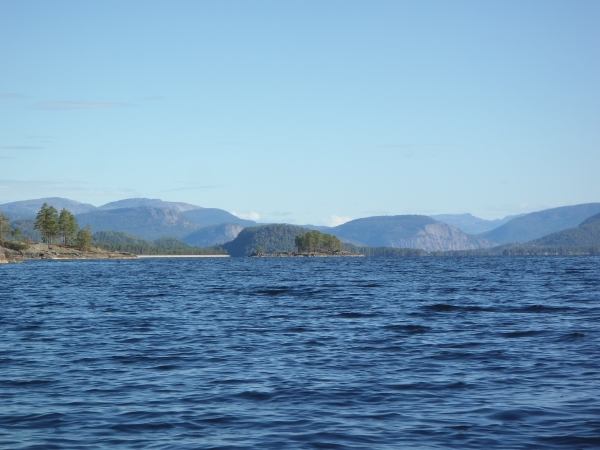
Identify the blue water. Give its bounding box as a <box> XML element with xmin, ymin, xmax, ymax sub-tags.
<box><xmin>1</xmin><ymin>257</ymin><xmax>599</xmax><ymax>449</ymax></box>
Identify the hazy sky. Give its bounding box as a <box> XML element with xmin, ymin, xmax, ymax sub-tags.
<box><xmin>1</xmin><ymin>1</ymin><xmax>599</xmax><ymax>225</ymax></box>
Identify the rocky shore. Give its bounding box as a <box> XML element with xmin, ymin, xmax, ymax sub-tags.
<box><xmin>251</xmin><ymin>250</ymin><xmax>363</xmax><ymax>258</ymax></box>
<box><xmin>0</xmin><ymin>242</ymin><xmax>137</xmax><ymax>264</ymax></box>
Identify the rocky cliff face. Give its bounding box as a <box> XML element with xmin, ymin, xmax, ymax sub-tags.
<box><xmin>401</xmin><ymin>223</ymin><xmax>494</xmax><ymax>251</ymax></box>
<box><xmin>183</xmin><ymin>223</ymin><xmax>245</xmax><ymax>247</ymax></box>
<box><xmin>332</xmin><ymin>215</ymin><xmax>496</xmax><ymax>252</ymax></box>
<box><xmin>76</xmin><ymin>207</ymin><xmax>202</xmax><ymax>240</ymax></box>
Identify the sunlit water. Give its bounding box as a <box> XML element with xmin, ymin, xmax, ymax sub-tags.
<box><xmin>1</xmin><ymin>257</ymin><xmax>599</xmax><ymax>449</ymax></box>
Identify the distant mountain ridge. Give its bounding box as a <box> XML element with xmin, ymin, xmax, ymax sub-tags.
<box><xmin>183</xmin><ymin>223</ymin><xmax>245</xmax><ymax>247</ymax></box>
<box><xmin>0</xmin><ymin>197</ymin><xmax>257</xmax><ymax>242</ymax></box>
<box><xmin>529</xmin><ymin>212</ymin><xmax>600</xmax><ymax>247</ymax></box>
<box><xmin>478</xmin><ymin>203</ymin><xmax>600</xmax><ymax>244</ymax></box>
<box><xmin>76</xmin><ymin>207</ymin><xmax>202</xmax><ymax>240</ymax></box>
<box><xmin>3</xmin><ymin>197</ymin><xmax>600</xmax><ymax>251</ymax></box>
<box><xmin>181</xmin><ymin>208</ymin><xmax>256</xmax><ymax>227</ymax></box>
<box><xmin>0</xmin><ymin>197</ymin><xmax>97</xmax><ymax>220</ymax></box>
<box><xmin>98</xmin><ymin>198</ymin><xmax>202</xmax><ymax>212</ymax></box>
<box><xmin>330</xmin><ymin>215</ymin><xmax>495</xmax><ymax>251</ymax></box>
<box><xmin>429</xmin><ymin>213</ymin><xmax>524</xmax><ymax>234</ymax></box>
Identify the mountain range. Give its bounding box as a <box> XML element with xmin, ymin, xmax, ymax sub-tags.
<box><xmin>329</xmin><ymin>215</ymin><xmax>495</xmax><ymax>251</ymax></box>
<box><xmin>478</xmin><ymin>203</ymin><xmax>600</xmax><ymax>244</ymax></box>
<box><xmin>428</xmin><ymin>213</ymin><xmax>524</xmax><ymax>235</ymax></box>
<box><xmin>2</xmin><ymin>197</ymin><xmax>600</xmax><ymax>252</ymax></box>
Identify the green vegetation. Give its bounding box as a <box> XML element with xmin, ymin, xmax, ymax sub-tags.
<box><xmin>32</xmin><ymin>203</ymin><xmax>92</xmax><ymax>250</ymax></box>
<box><xmin>58</xmin><ymin>208</ymin><xmax>79</xmax><ymax>245</ymax></box>
<box><xmin>222</xmin><ymin>223</ymin><xmax>427</xmax><ymax>257</ymax></box>
<box><xmin>11</xmin><ymin>227</ymin><xmax>23</xmax><ymax>241</ymax></box>
<box><xmin>223</xmin><ymin>224</ymin><xmax>310</xmax><ymax>256</ymax></box>
<box><xmin>93</xmin><ymin>230</ymin><xmax>226</xmax><ymax>255</ymax></box>
<box><xmin>479</xmin><ymin>203</ymin><xmax>600</xmax><ymax>244</ymax></box>
<box><xmin>34</xmin><ymin>203</ymin><xmax>60</xmax><ymax>244</ymax></box>
<box><xmin>0</xmin><ymin>211</ymin><xmax>10</xmax><ymax>241</ymax></box>
<box><xmin>0</xmin><ymin>240</ymin><xmax>28</xmax><ymax>251</ymax></box>
<box><xmin>7</xmin><ymin>219</ymin><xmax>40</xmax><ymax>242</ymax></box>
<box><xmin>76</xmin><ymin>225</ymin><xmax>94</xmax><ymax>251</ymax></box>
<box><xmin>295</xmin><ymin>230</ymin><xmax>343</xmax><ymax>252</ymax></box>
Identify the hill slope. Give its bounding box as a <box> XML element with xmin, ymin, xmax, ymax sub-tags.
<box><xmin>530</xmin><ymin>213</ymin><xmax>600</xmax><ymax>247</ymax></box>
<box><xmin>181</xmin><ymin>208</ymin><xmax>256</xmax><ymax>227</ymax></box>
<box><xmin>98</xmin><ymin>198</ymin><xmax>201</xmax><ymax>212</ymax></box>
<box><xmin>430</xmin><ymin>213</ymin><xmax>523</xmax><ymax>234</ymax></box>
<box><xmin>0</xmin><ymin>197</ymin><xmax>97</xmax><ymax>220</ymax></box>
<box><xmin>183</xmin><ymin>223</ymin><xmax>245</xmax><ymax>247</ymax></box>
<box><xmin>479</xmin><ymin>203</ymin><xmax>600</xmax><ymax>244</ymax></box>
<box><xmin>76</xmin><ymin>207</ymin><xmax>201</xmax><ymax>240</ymax></box>
<box><xmin>222</xmin><ymin>224</ymin><xmax>309</xmax><ymax>257</ymax></box>
<box><xmin>331</xmin><ymin>215</ymin><xmax>495</xmax><ymax>251</ymax></box>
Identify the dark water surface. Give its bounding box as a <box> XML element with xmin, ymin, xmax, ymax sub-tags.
<box><xmin>1</xmin><ymin>257</ymin><xmax>599</xmax><ymax>449</ymax></box>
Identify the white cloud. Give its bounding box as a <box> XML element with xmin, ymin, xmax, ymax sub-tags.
<box><xmin>232</xmin><ymin>211</ymin><xmax>260</xmax><ymax>221</ymax></box>
<box><xmin>324</xmin><ymin>215</ymin><xmax>353</xmax><ymax>226</ymax></box>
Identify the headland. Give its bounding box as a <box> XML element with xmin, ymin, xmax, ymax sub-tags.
<box><xmin>0</xmin><ymin>242</ymin><xmax>136</xmax><ymax>264</ymax></box>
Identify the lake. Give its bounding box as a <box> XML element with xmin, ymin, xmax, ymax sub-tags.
<box><xmin>1</xmin><ymin>257</ymin><xmax>599</xmax><ymax>449</ymax></box>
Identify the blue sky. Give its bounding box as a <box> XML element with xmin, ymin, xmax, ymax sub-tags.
<box><xmin>1</xmin><ymin>1</ymin><xmax>599</xmax><ymax>225</ymax></box>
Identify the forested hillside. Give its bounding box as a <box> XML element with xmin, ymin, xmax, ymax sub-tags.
<box><xmin>479</xmin><ymin>203</ymin><xmax>600</xmax><ymax>244</ymax></box>
<box><xmin>77</xmin><ymin>207</ymin><xmax>202</xmax><ymax>240</ymax></box>
<box><xmin>222</xmin><ymin>224</ymin><xmax>310</xmax><ymax>257</ymax></box>
<box><xmin>93</xmin><ymin>231</ymin><xmax>225</xmax><ymax>255</ymax></box>
<box><xmin>529</xmin><ymin>213</ymin><xmax>600</xmax><ymax>247</ymax></box>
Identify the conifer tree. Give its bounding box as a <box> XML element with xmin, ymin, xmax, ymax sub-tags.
<box><xmin>76</xmin><ymin>225</ymin><xmax>93</xmax><ymax>251</ymax></box>
<box><xmin>58</xmin><ymin>209</ymin><xmax>79</xmax><ymax>245</ymax></box>
<box><xmin>11</xmin><ymin>227</ymin><xmax>23</xmax><ymax>241</ymax></box>
<box><xmin>0</xmin><ymin>211</ymin><xmax>10</xmax><ymax>241</ymax></box>
<box><xmin>34</xmin><ymin>203</ymin><xmax>60</xmax><ymax>244</ymax></box>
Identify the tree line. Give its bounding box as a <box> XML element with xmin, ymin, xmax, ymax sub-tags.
<box><xmin>295</xmin><ymin>230</ymin><xmax>343</xmax><ymax>253</ymax></box>
<box><xmin>33</xmin><ymin>203</ymin><xmax>94</xmax><ymax>249</ymax></box>
<box><xmin>0</xmin><ymin>203</ymin><xmax>94</xmax><ymax>250</ymax></box>
<box><xmin>93</xmin><ymin>231</ymin><xmax>227</xmax><ymax>255</ymax></box>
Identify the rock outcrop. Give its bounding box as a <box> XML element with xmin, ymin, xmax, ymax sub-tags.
<box><xmin>183</xmin><ymin>223</ymin><xmax>245</xmax><ymax>247</ymax></box>
<box><xmin>0</xmin><ymin>242</ymin><xmax>136</xmax><ymax>263</ymax></box>
<box><xmin>331</xmin><ymin>215</ymin><xmax>496</xmax><ymax>252</ymax></box>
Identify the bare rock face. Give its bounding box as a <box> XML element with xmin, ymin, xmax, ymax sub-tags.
<box><xmin>332</xmin><ymin>215</ymin><xmax>497</xmax><ymax>252</ymax></box>
<box><xmin>183</xmin><ymin>223</ymin><xmax>245</xmax><ymax>247</ymax></box>
<box><xmin>0</xmin><ymin>243</ymin><xmax>136</xmax><ymax>262</ymax></box>
<box><xmin>76</xmin><ymin>207</ymin><xmax>202</xmax><ymax>240</ymax></box>
<box><xmin>0</xmin><ymin>246</ymin><xmax>24</xmax><ymax>263</ymax></box>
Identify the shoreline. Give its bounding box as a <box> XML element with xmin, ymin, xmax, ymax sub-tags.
<box><xmin>1</xmin><ymin>242</ymin><xmax>136</xmax><ymax>263</ymax></box>
<box><xmin>137</xmin><ymin>255</ymin><xmax>230</xmax><ymax>258</ymax></box>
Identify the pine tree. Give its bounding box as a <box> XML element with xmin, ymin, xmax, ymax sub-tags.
<box><xmin>76</xmin><ymin>225</ymin><xmax>93</xmax><ymax>251</ymax></box>
<box><xmin>0</xmin><ymin>211</ymin><xmax>10</xmax><ymax>241</ymax></box>
<box><xmin>11</xmin><ymin>227</ymin><xmax>23</xmax><ymax>241</ymax></box>
<box><xmin>58</xmin><ymin>209</ymin><xmax>79</xmax><ymax>245</ymax></box>
<box><xmin>34</xmin><ymin>203</ymin><xmax>60</xmax><ymax>244</ymax></box>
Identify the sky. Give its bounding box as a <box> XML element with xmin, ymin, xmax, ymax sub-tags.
<box><xmin>1</xmin><ymin>1</ymin><xmax>599</xmax><ymax>225</ymax></box>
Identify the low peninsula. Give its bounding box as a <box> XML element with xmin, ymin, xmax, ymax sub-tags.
<box><xmin>0</xmin><ymin>242</ymin><xmax>136</xmax><ymax>264</ymax></box>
